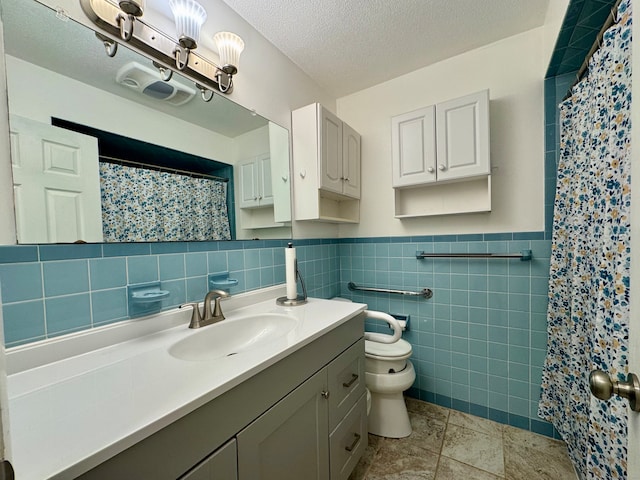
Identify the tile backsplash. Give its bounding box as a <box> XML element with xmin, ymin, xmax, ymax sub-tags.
<box><xmin>0</xmin><ymin>240</ymin><xmax>340</xmax><ymax>347</ymax></box>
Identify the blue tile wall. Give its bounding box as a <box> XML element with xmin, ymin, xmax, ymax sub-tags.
<box><xmin>0</xmin><ymin>239</ymin><xmax>341</xmax><ymax>347</ymax></box>
<box><xmin>337</xmin><ymin>234</ymin><xmax>556</xmax><ymax>437</ymax></box>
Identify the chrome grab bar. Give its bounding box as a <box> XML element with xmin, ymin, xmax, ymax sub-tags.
<box><xmin>415</xmin><ymin>249</ymin><xmax>533</xmax><ymax>261</ymax></box>
<box><xmin>348</xmin><ymin>282</ymin><xmax>433</xmax><ymax>299</ymax></box>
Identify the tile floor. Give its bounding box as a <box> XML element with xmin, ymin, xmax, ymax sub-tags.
<box><xmin>349</xmin><ymin>398</ymin><xmax>577</xmax><ymax>480</ymax></box>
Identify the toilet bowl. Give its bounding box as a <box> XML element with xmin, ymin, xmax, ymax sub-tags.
<box><xmin>331</xmin><ymin>298</ymin><xmax>416</xmax><ymax>438</ymax></box>
<box><xmin>365</xmin><ymin>338</ymin><xmax>415</xmax><ymax>438</ymax></box>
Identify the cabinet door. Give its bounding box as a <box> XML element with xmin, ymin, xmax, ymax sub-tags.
<box><xmin>328</xmin><ymin>339</ymin><xmax>365</xmax><ymax>431</ymax></box>
<box><xmin>341</xmin><ymin>123</ymin><xmax>361</xmax><ymax>199</ymax></box>
<box><xmin>256</xmin><ymin>153</ymin><xmax>274</xmax><ymax>206</ymax></box>
<box><xmin>391</xmin><ymin>106</ymin><xmax>437</xmax><ymax>188</ymax></box>
<box><xmin>180</xmin><ymin>439</ymin><xmax>237</xmax><ymax>480</ymax></box>
<box><xmin>436</xmin><ymin>89</ymin><xmax>490</xmax><ymax>181</ymax></box>
<box><xmin>329</xmin><ymin>394</ymin><xmax>367</xmax><ymax>480</ymax></box>
<box><xmin>237</xmin><ymin>369</ymin><xmax>329</xmax><ymax>480</ymax></box>
<box><xmin>319</xmin><ymin>106</ymin><xmax>344</xmax><ymax>195</ymax></box>
<box><xmin>239</xmin><ymin>160</ymin><xmax>259</xmax><ymax>208</ymax></box>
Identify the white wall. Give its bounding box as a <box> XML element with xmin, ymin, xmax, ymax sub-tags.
<box><xmin>336</xmin><ymin>27</ymin><xmax>547</xmax><ymax>238</ymax></box>
<box><xmin>6</xmin><ymin>56</ymin><xmax>236</xmax><ymax>163</ymax></box>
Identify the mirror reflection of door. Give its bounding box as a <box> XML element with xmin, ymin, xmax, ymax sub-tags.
<box><xmin>9</xmin><ymin>115</ymin><xmax>102</xmax><ymax>243</ymax></box>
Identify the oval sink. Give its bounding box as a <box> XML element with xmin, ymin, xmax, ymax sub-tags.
<box><xmin>169</xmin><ymin>313</ymin><xmax>298</xmax><ymax>361</ymax></box>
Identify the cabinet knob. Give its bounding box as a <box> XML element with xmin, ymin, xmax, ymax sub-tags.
<box><xmin>438</xmin><ymin>164</ymin><xmax>446</xmax><ymax>171</ymax></box>
<box><xmin>427</xmin><ymin>167</ymin><xmax>434</xmax><ymax>173</ymax></box>
<box><xmin>344</xmin><ymin>177</ymin><xmax>350</xmax><ymax>183</ymax></box>
<box><xmin>321</xmin><ymin>390</ymin><xmax>330</xmax><ymax>399</ymax></box>
<box><xmin>258</xmin><ymin>196</ymin><xmax>262</xmax><ymax>200</ymax></box>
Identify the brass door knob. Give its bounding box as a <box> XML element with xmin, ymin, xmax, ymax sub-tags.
<box><xmin>589</xmin><ymin>370</ymin><xmax>640</xmax><ymax>412</ymax></box>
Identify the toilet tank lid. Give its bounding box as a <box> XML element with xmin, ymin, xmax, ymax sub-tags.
<box><xmin>365</xmin><ymin>338</ymin><xmax>412</xmax><ymax>358</ymax></box>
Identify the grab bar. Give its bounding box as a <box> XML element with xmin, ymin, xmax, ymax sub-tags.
<box><xmin>415</xmin><ymin>249</ymin><xmax>533</xmax><ymax>261</ymax></box>
<box><xmin>348</xmin><ymin>282</ymin><xmax>433</xmax><ymax>299</ymax></box>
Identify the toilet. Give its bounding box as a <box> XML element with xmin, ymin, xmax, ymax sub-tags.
<box><xmin>333</xmin><ymin>298</ymin><xmax>416</xmax><ymax>438</ymax></box>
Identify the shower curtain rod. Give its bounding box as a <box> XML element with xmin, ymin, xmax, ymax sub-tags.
<box><xmin>99</xmin><ymin>155</ymin><xmax>229</xmax><ymax>183</ymax></box>
<box><xmin>562</xmin><ymin>0</ymin><xmax>623</xmax><ymax>100</ymax></box>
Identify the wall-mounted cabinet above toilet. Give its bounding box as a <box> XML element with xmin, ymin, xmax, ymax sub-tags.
<box><xmin>391</xmin><ymin>90</ymin><xmax>491</xmax><ymax>218</ymax></box>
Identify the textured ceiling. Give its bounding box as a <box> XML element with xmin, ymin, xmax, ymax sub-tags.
<box><xmin>218</xmin><ymin>0</ymin><xmax>551</xmax><ymax>97</ymax></box>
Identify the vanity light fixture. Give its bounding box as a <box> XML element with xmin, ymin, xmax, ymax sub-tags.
<box><xmin>80</xmin><ymin>0</ymin><xmax>244</xmax><ymax>95</ymax></box>
<box><xmin>213</xmin><ymin>31</ymin><xmax>244</xmax><ymax>92</ymax></box>
<box><xmin>169</xmin><ymin>0</ymin><xmax>206</xmax><ymax>71</ymax></box>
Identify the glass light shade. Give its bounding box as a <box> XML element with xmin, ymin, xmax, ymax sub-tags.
<box><xmin>169</xmin><ymin>0</ymin><xmax>207</xmax><ymax>47</ymax></box>
<box><xmin>213</xmin><ymin>31</ymin><xmax>245</xmax><ymax>75</ymax></box>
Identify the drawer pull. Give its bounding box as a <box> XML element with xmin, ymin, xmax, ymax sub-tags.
<box><xmin>342</xmin><ymin>374</ymin><xmax>359</xmax><ymax>388</ymax></box>
<box><xmin>345</xmin><ymin>433</ymin><xmax>361</xmax><ymax>452</ymax></box>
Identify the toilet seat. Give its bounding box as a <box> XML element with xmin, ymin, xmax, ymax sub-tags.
<box><xmin>365</xmin><ymin>338</ymin><xmax>413</xmax><ymax>374</ymax></box>
<box><xmin>365</xmin><ymin>338</ymin><xmax>412</xmax><ymax>359</ymax></box>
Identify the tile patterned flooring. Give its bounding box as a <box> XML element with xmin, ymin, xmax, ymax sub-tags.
<box><xmin>349</xmin><ymin>398</ymin><xmax>577</xmax><ymax>480</ymax></box>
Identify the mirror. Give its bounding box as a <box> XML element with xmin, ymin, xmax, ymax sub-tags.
<box><xmin>1</xmin><ymin>0</ymin><xmax>292</xmax><ymax>243</ymax></box>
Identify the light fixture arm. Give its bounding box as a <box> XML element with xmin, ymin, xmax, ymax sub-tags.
<box><xmin>95</xmin><ymin>32</ymin><xmax>118</xmax><ymax>57</ymax></box>
<box><xmin>174</xmin><ymin>45</ymin><xmax>190</xmax><ymax>71</ymax></box>
<box><xmin>152</xmin><ymin>61</ymin><xmax>173</xmax><ymax>81</ymax></box>
<box><xmin>80</xmin><ymin>0</ymin><xmax>236</xmax><ymax>94</ymax></box>
<box><xmin>116</xmin><ymin>12</ymin><xmax>135</xmax><ymax>41</ymax></box>
<box><xmin>197</xmin><ymin>84</ymin><xmax>214</xmax><ymax>102</ymax></box>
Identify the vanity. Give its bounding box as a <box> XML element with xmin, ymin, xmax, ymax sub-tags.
<box><xmin>6</xmin><ymin>287</ymin><xmax>367</xmax><ymax>479</ymax></box>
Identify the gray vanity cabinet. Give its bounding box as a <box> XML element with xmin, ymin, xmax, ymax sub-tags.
<box><xmin>180</xmin><ymin>439</ymin><xmax>237</xmax><ymax>480</ymax></box>
<box><xmin>236</xmin><ymin>339</ymin><xmax>366</xmax><ymax>480</ymax></box>
<box><xmin>237</xmin><ymin>369</ymin><xmax>329</xmax><ymax>479</ymax></box>
<box><xmin>77</xmin><ymin>315</ymin><xmax>365</xmax><ymax>480</ymax></box>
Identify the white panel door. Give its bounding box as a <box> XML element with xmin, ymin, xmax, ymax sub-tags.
<box><xmin>435</xmin><ymin>89</ymin><xmax>490</xmax><ymax>181</ymax></box>
<box><xmin>319</xmin><ymin>106</ymin><xmax>343</xmax><ymax>195</ymax></box>
<box><xmin>342</xmin><ymin>122</ymin><xmax>361</xmax><ymax>199</ymax></box>
<box><xmin>391</xmin><ymin>105</ymin><xmax>437</xmax><ymax>187</ymax></box>
<box><xmin>10</xmin><ymin>116</ymin><xmax>102</xmax><ymax>243</ymax></box>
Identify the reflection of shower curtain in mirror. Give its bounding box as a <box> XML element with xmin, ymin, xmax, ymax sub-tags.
<box><xmin>538</xmin><ymin>1</ymin><xmax>631</xmax><ymax>479</ymax></box>
<box><xmin>99</xmin><ymin>163</ymin><xmax>231</xmax><ymax>242</ymax></box>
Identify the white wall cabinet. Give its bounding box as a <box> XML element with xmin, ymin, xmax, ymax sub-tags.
<box><xmin>392</xmin><ymin>90</ymin><xmax>489</xmax><ymax>187</ymax></box>
<box><xmin>391</xmin><ymin>90</ymin><xmax>491</xmax><ymax>217</ymax></box>
<box><xmin>78</xmin><ymin>317</ymin><xmax>366</xmax><ymax>480</ymax></box>
<box><xmin>293</xmin><ymin>103</ymin><xmax>361</xmax><ymax>223</ymax></box>
<box><xmin>238</xmin><ymin>153</ymin><xmax>273</xmax><ymax>209</ymax></box>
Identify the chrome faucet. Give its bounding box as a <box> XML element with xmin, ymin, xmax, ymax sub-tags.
<box><xmin>180</xmin><ymin>289</ymin><xmax>230</xmax><ymax>329</ymax></box>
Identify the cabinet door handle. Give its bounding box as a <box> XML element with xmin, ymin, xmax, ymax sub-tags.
<box><xmin>438</xmin><ymin>164</ymin><xmax>446</xmax><ymax>171</ymax></box>
<box><xmin>345</xmin><ymin>433</ymin><xmax>361</xmax><ymax>452</ymax></box>
<box><xmin>344</xmin><ymin>177</ymin><xmax>350</xmax><ymax>183</ymax></box>
<box><xmin>342</xmin><ymin>373</ymin><xmax>359</xmax><ymax>388</ymax></box>
<box><xmin>427</xmin><ymin>167</ymin><xmax>434</xmax><ymax>173</ymax></box>
<box><xmin>321</xmin><ymin>390</ymin><xmax>330</xmax><ymax>399</ymax></box>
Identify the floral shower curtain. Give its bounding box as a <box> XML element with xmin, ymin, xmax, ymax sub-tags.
<box><xmin>538</xmin><ymin>1</ymin><xmax>632</xmax><ymax>479</ymax></box>
<box><xmin>99</xmin><ymin>162</ymin><xmax>231</xmax><ymax>242</ymax></box>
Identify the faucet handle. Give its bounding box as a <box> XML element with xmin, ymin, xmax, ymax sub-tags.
<box><xmin>180</xmin><ymin>302</ymin><xmax>203</xmax><ymax>328</ymax></box>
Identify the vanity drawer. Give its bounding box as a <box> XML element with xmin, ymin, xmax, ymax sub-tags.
<box><xmin>328</xmin><ymin>338</ymin><xmax>365</xmax><ymax>431</ymax></box>
<box><xmin>329</xmin><ymin>393</ymin><xmax>367</xmax><ymax>480</ymax></box>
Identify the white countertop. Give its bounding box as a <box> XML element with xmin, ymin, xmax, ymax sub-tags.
<box><xmin>6</xmin><ymin>287</ymin><xmax>366</xmax><ymax>480</ymax></box>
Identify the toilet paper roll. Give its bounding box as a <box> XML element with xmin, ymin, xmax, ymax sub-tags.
<box><xmin>285</xmin><ymin>243</ymin><xmax>297</xmax><ymax>300</ymax></box>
